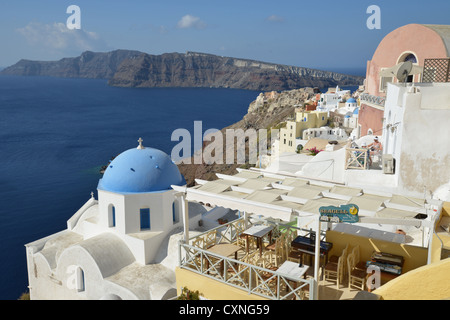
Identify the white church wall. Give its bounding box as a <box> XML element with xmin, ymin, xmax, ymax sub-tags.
<box><xmin>98</xmin><ymin>190</ymin><xmax>126</xmax><ymax>232</ymax></box>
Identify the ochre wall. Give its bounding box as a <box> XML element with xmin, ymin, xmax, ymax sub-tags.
<box><xmin>326</xmin><ymin>230</ymin><xmax>428</xmax><ymax>273</ymax></box>
<box><xmin>430</xmin><ymin>202</ymin><xmax>450</xmax><ymax>263</ymax></box>
<box><xmin>175</xmin><ymin>267</ymin><xmax>268</xmax><ymax>300</ymax></box>
<box><xmin>373</xmin><ymin>258</ymin><xmax>450</xmax><ymax>300</ymax></box>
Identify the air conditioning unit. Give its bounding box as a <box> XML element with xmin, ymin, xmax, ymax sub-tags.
<box><xmin>382</xmin><ymin>154</ymin><xmax>395</xmax><ymax>174</ymax></box>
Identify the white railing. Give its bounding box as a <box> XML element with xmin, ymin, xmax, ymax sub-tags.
<box><xmin>179</xmin><ymin>242</ymin><xmax>314</xmax><ymax>300</ymax></box>
<box><xmin>178</xmin><ymin>218</ymin><xmax>315</xmax><ymax>300</ymax></box>
<box><xmin>360</xmin><ymin>93</ymin><xmax>385</xmax><ymax>107</ymax></box>
<box><xmin>345</xmin><ymin>148</ymin><xmax>369</xmax><ymax>170</ymax></box>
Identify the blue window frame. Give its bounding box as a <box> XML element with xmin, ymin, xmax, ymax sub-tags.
<box><xmin>140</xmin><ymin>208</ymin><xmax>151</xmax><ymax>230</ymax></box>
<box><xmin>112</xmin><ymin>206</ymin><xmax>116</xmax><ymax>227</ymax></box>
<box><xmin>172</xmin><ymin>202</ymin><xmax>178</xmax><ymax>224</ymax></box>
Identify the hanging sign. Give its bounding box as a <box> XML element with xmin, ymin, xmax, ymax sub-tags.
<box><xmin>319</xmin><ymin>204</ymin><xmax>359</xmax><ymax>223</ymax></box>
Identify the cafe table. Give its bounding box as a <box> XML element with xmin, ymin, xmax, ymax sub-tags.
<box><xmin>276</xmin><ymin>261</ymin><xmax>310</xmax><ymax>299</ymax></box>
<box><xmin>242</xmin><ymin>225</ymin><xmax>274</xmax><ymax>256</ymax></box>
<box><xmin>205</xmin><ymin>243</ymin><xmax>242</xmax><ymax>275</ymax></box>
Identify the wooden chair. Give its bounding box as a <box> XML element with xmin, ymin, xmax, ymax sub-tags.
<box><xmin>285</xmin><ymin>241</ymin><xmax>302</xmax><ymax>264</ymax></box>
<box><xmin>265</xmin><ymin>237</ymin><xmax>285</xmax><ymax>266</ymax></box>
<box><xmin>204</xmin><ymin>229</ymin><xmax>217</xmax><ymax>249</ymax></box>
<box><xmin>232</xmin><ymin>219</ymin><xmax>245</xmax><ymax>245</ymax></box>
<box><xmin>347</xmin><ymin>252</ymin><xmax>367</xmax><ymax>291</ymax></box>
<box><xmin>329</xmin><ymin>243</ymin><xmax>349</xmax><ymax>264</ymax></box>
<box><xmin>284</xmin><ymin>228</ymin><xmax>297</xmax><ymax>244</ymax></box>
<box><xmin>254</xmin><ymin>252</ymin><xmax>279</xmax><ymax>294</ymax></box>
<box><xmin>323</xmin><ymin>250</ymin><xmax>346</xmax><ymax>289</ymax></box>
<box><xmin>192</xmin><ymin>236</ymin><xmax>205</xmax><ymax>249</ymax></box>
<box><xmin>351</xmin><ymin>245</ymin><xmax>366</xmax><ymax>271</ymax></box>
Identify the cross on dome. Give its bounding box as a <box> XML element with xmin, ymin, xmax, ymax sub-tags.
<box><xmin>137</xmin><ymin>137</ymin><xmax>144</xmax><ymax>150</ymax></box>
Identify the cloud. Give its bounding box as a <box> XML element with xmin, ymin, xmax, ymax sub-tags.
<box><xmin>17</xmin><ymin>22</ymin><xmax>109</xmax><ymax>55</ymax></box>
<box><xmin>266</xmin><ymin>15</ymin><xmax>285</xmax><ymax>23</ymax></box>
<box><xmin>177</xmin><ymin>15</ymin><xmax>207</xmax><ymax>29</ymax></box>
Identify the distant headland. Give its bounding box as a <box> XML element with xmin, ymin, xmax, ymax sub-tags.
<box><xmin>1</xmin><ymin>50</ymin><xmax>364</xmax><ymax>91</ymax></box>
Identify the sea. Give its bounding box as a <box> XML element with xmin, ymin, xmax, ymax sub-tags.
<box><xmin>0</xmin><ymin>75</ymin><xmax>358</xmax><ymax>300</ymax></box>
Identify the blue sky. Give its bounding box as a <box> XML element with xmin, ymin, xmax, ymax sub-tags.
<box><xmin>1</xmin><ymin>0</ymin><xmax>449</xmax><ymax>75</ymax></box>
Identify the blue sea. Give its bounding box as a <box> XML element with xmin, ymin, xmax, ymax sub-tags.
<box><xmin>0</xmin><ymin>75</ymin><xmax>359</xmax><ymax>300</ymax></box>
<box><xmin>0</xmin><ymin>75</ymin><xmax>259</xmax><ymax>300</ymax></box>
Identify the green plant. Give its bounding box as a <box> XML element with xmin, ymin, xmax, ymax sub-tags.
<box><xmin>177</xmin><ymin>287</ymin><xmax>202</xmax><ymax>300</ymax></box>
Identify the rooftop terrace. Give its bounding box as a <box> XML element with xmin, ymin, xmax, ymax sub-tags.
<box><xmin>174</xmin><ymin>170</ymin><xmax>444</xmax><ymax>300</ymax></box>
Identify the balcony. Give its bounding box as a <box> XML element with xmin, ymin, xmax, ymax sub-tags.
<box><xmin>359</xmin><ymin>93</ymin><xmax>385</xmax><ymax>107</ymax></box>
<box><xmin>177</xmin><ymin>217</ymin><xmax>366</xmax><ymax>300</ymax></box>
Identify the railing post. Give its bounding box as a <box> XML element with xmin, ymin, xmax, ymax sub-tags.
<box><xmin>178</xmin><ymin>240</ymin><xmax>183</xmax><ymax>267</ymax></box>
<box><xmin>309</xmin><ymin>278</ymin><xmax>317</xmax><ymax>300</ymax></box>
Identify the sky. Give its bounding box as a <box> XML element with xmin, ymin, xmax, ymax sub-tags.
<box><xmin>1</xmin><ymin>0</ymin><xmax>449</xmax><ymax>75</ymax></box>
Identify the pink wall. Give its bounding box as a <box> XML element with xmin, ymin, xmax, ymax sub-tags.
<box><xmin>366</xmin><ymin>24</ymin><xmax>448</xmax><ymax>97</ymax></box>
<box><xmin>359</xmin><ymin>103</ymin><xmax>384</xmax><ymax>137</ymax></box>
<box><xmin>360</xmin><ymin>24</ymin><xmax>449</xmax><ymax>138</ymax></box>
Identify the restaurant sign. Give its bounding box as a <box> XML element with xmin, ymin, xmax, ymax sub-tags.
<box><xmin>319</xmin><ymin>204</ymin><xmax>359</xmax><ymax>223</ymax></box>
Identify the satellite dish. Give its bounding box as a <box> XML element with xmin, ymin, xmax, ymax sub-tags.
<box><xmin>395</xmin><ymin>61</ymin><xmax>413</xmax><ymax>83</ymax></box>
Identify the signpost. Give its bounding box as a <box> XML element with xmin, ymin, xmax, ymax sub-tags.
<box><xmin>319</xmin><ymin>204</ymin><xmax>360</xmax><ymax>223</ymax></box>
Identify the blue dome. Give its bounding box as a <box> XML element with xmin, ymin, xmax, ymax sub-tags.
<box><xmin>98</xmin><ymin>146</ymin><xmax>186</xmax><ymax>194</ymax></box>
<box><xmin>347</xmin><ymin>98</ymin><xmax>357</xmax><ymax>103</ymax></box>
<box><xmin>353</xmin><ymin>107</ymin><xmax>359</xmax><ymax>115</ymax></box>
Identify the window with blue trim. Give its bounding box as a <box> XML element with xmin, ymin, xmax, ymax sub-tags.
<box><xmin>109</xmin><ymin>204</ymin><xmax>116</xmax><ymax>228</ymax></box>
<box><xmin>140</xmin><ymin>208</ymin><xmax>151</xmax><ymax>230</ymax></box>
<box><xmin>112</xmin><ymin>206</ymin><xmax>116</xmax><ymax>227</ymax></box>
<box><xmin>172</xmin><ymin>202</ymin><xmax>179</xmax><ymax>224</ymax></box>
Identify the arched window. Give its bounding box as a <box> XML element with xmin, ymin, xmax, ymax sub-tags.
<box><xmin>172</xmin><ymin>201</ymin><xmax>179</xmax><ymax>224</ymax></box>
<box><xmin>68</xmin><ymin>265</ymin><xmax>85</xmax><ymax>292</ymax></box>
<box><xmin>76</xmin><ymin>267</ymin><xmax>85</xmax><ymax>292</ymax></box>
<box><xmin>108</xmin><ymin>204</ymin><xmax>116</xmax><ymax>227</ymax></box>
<box><xmin>403</xmin><ymin>54</ymin><xmax>417</xmax><ymax>64</ymax></box>
<box><xmin>398</xmin><ymin>53</ymin><xmax>418</xmax><ymax>83</ymax></box>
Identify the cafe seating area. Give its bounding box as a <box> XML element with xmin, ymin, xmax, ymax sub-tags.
<box><xmin>182</xmin><ymin>217</ymin><xmax>387</xmax><ymax>300</ymax></box>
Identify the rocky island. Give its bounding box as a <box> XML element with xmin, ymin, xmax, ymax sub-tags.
<box><xmin>1</xmin><ymin>50</ymin><xmax>364</xmax><ymax>91</ymax></box>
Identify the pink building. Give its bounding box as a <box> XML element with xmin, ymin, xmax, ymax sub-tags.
<box><xmin>359</xmin><ymin>24</ymin><xmax>450</xmax><ymax>136</ymax></box>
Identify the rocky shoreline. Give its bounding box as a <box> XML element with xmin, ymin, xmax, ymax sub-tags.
<box><xmin>177</xmin><ymin>87</ymin><xmax>318</xmax><ymax>186</ymax></box>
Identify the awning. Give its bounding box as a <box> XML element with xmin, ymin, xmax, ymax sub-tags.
<box><xmin>172</xmin><ymin>169</ymin><xmax>435</xmax><ymax>227</ymax></box>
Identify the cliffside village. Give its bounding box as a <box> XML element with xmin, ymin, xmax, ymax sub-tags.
<box><xmin>25</xmin><ymin>23</ymin><xmax>450</xmax><ymax>301</ymax></box>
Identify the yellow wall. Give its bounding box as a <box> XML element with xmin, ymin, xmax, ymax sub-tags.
<box><xmin>175</xmin><ymin>267</ymin><xmax>268</xmax><ymax>300</ymax></box>
<box><xmin>373</xmin><ymin>258</ymin><xmax>450</xmax><ymax>300</ymax></box>
<box><xmin>326</xmin><ymin>230</ymin><xmax>428</xmax><ymax>273</ymax></box>
<box><xmin>278</xmin><ymin>111</ymin><xmax>329</xmax><ymax>154</ymax></box>
<box><xmin>295</xmin><ymin>111</ymin><xmax>328</xmax><ymax>129</ymax></box>
<box><xmin>430</xmin><ymin>202</ymin><xmax>450</xmax><ymax>263</ymax></box>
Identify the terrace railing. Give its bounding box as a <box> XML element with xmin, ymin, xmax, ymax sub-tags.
<box><xmin>345</xmin><ymin>148</ymin><xmax>369</xmax><ymax>170</ymax></box>
<box><xmin>360</xmin><ymin>93</ymin><xmax>385</xmax><ymax>107</ymax></box>
<box><xmin>178</xmin><ymin>218</ymin><xmax>315</xmax><ymax>300</ymax></box>
<box><xmin>178</xmin><ymin>242</ymin><xmax>314</xmax><ymax>300</ymax></box>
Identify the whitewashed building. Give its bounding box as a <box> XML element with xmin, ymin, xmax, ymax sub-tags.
<box><xmin>24</xmin><ymin>139</ymin><xmax>205</xmax><ymax>300</ymax></box>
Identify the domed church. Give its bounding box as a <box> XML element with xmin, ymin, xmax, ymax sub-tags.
<box><xmin>24</xmin><ymin>139</ymin><xmax>202</xmax><ymax>300</ymax></box>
